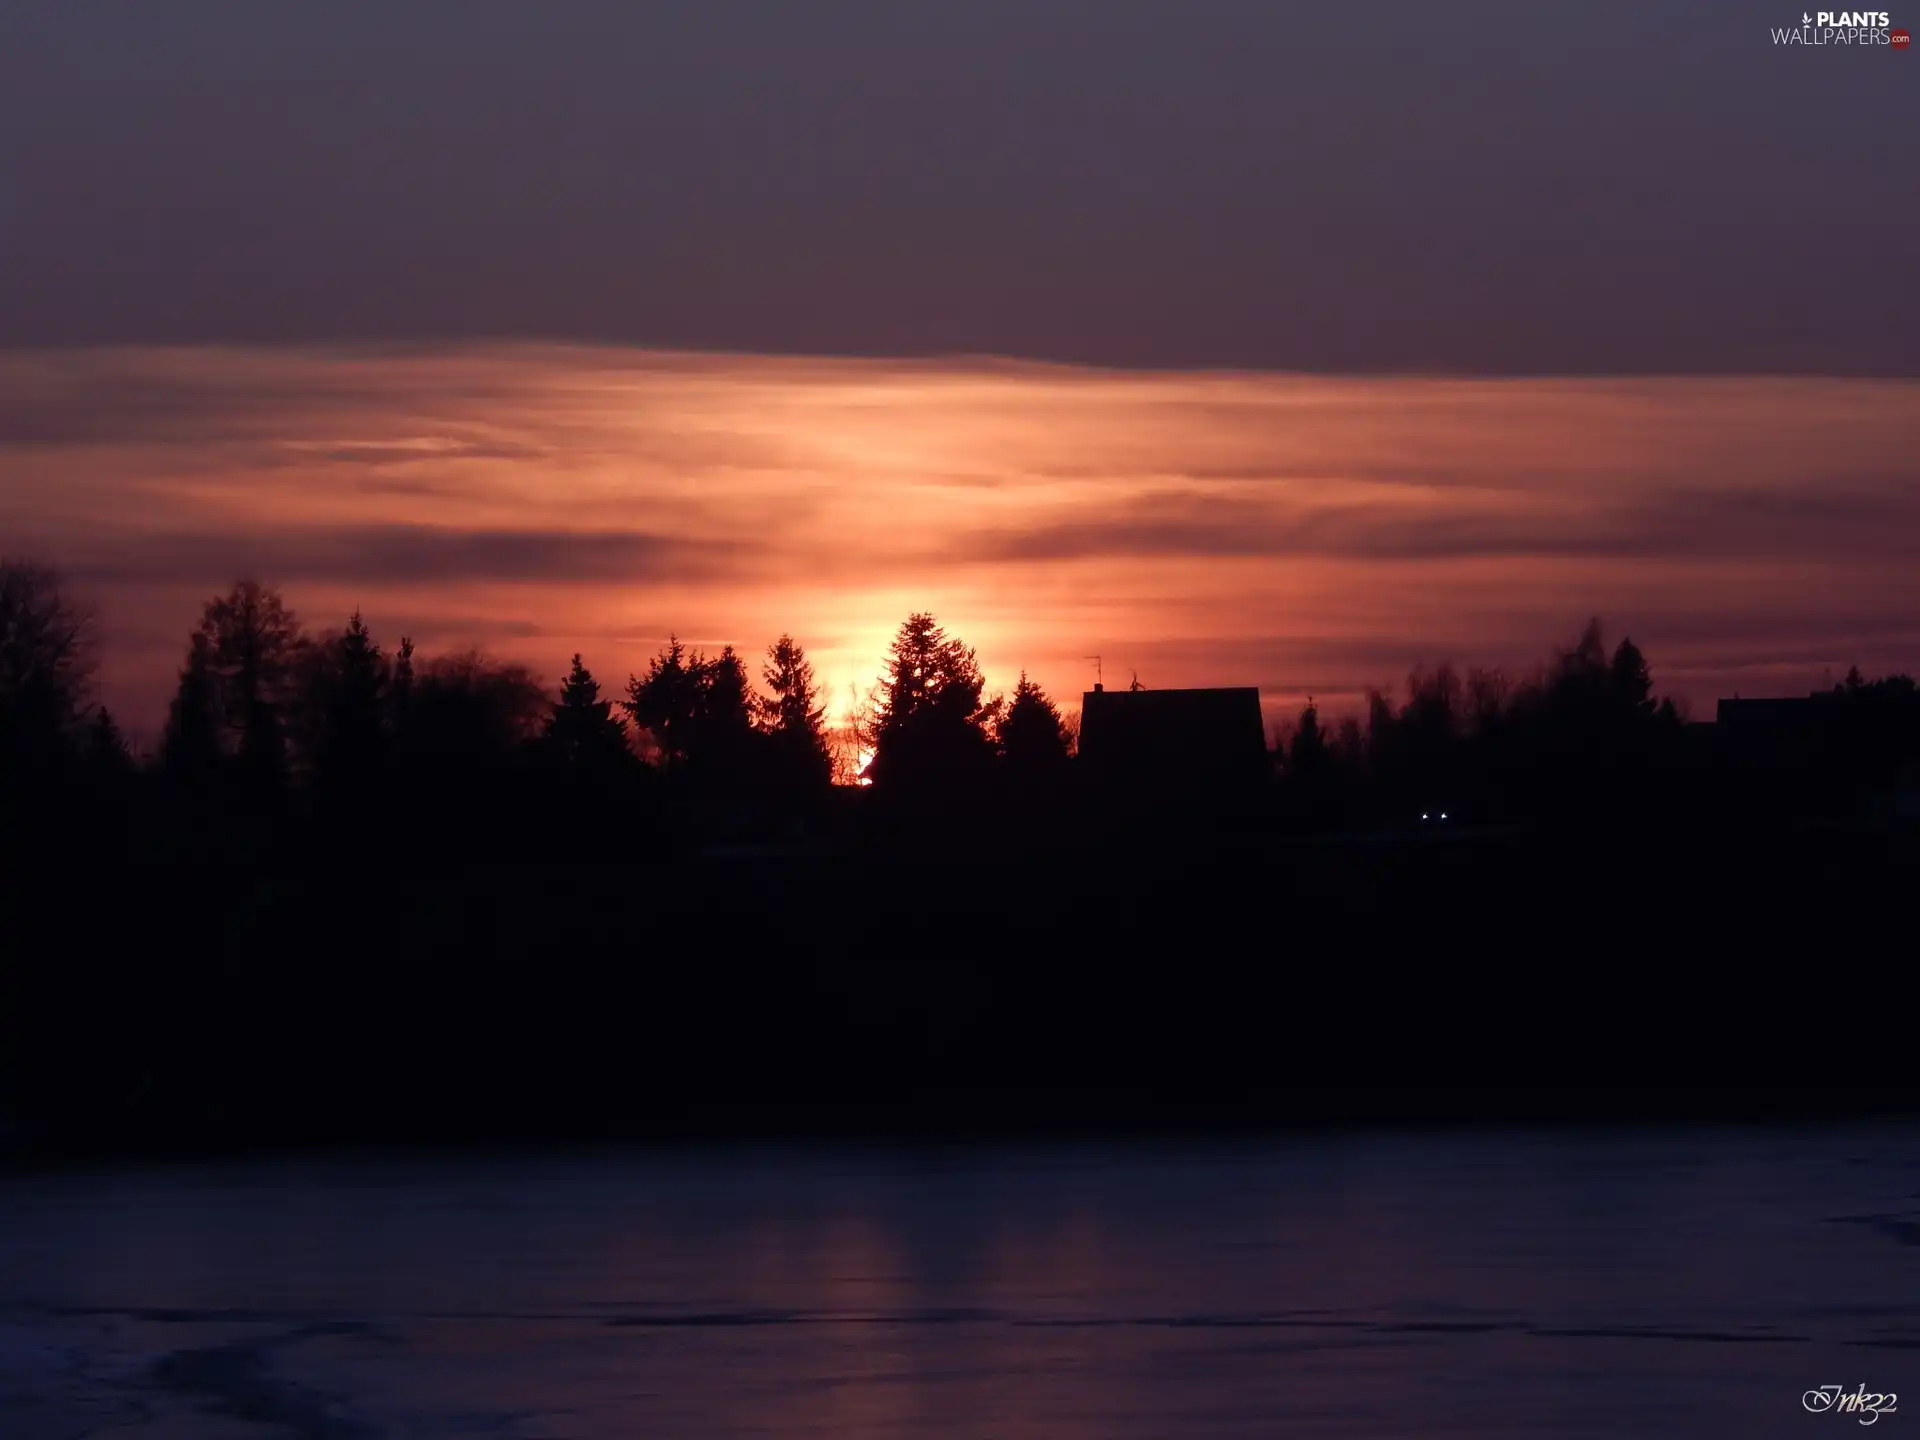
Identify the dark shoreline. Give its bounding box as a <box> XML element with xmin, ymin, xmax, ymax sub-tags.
<box><xmin>6</xmin><ymin>818</ymin><xmax>1915</xmax><ymax>1177</ymax></box>
<box><xmin>8</xmin><ymin>1088</ymin><xmax>1920</xmax><ymax>1180</ymax></box>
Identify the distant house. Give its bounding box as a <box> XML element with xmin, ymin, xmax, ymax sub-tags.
<box><xmin>1077</xmin><ymin>684</ymin><xmax>1269</xmax><ymax>793</ymax></box>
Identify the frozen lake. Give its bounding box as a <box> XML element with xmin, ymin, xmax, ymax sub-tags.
<box><xmin>2</xmin><ymin>1125</ymin><xmax>1916</xmax><ymax>1438</ymax></box>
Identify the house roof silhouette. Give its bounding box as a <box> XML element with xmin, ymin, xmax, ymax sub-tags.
<box><xmin>1078</xmin><ymin>684</ymin><xmax>1268</xmax><ymax>788</ymax></box>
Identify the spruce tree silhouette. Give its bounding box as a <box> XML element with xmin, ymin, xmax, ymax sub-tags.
<box><xmin>304</xmin><ymin>611</ymin><xmax>391</xmax><ymax>789</ymax></box>
<box><xmin>624</xmin><ymin>636</ymin><xmax>701</xmax><ymax>769</ymax></box>
<box><xmin>868</xmin><ymin>612</ymin><xmax>997</xmax><ymax>797</ymax></box>
<box><xmin>689</xmin><ymin>645</ymin><xmax>757</xmax><ymax>776</ymax></box>
<box><xmin>758</xmin><ymin>634</ymin><xmax>833</xmax><ymax>797</ymax></box>
<box><xmin>532</xmin><ymin>653</ymin><xmax>640</xmax><ymax>855</ymax></box>
<box><xmin>1609</xmin><ymin>636</ymin><xmax>1655</xmax><ymax>718</ymax></box>
<box><xmin>996</xmin><ymin>671</ymin><xmax>1071</xmax><ymax>781</ymax></box>
<box><xmin>543</xmin><ymin>654</ymin><xmax>632</xmax><ymax>771</ymax></box>
<box><xmin>625</xmin><ymin>639</ymin><xmax>761</xmax><ymax>776</ymax></box>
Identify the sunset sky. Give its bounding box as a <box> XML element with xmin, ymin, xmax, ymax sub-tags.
<box><xmin>1</xmin><ymin>3</ymin><xmax>1915</xmax><ymax>744</ymax></box>
<box><xmin>5</xmin><ymin>347</ymin><xmax>1917</xmax><ymax>745</ymax></box>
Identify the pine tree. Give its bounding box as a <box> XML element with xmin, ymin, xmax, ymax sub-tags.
<box><xmin>691</xmin><ymin>645</ymin><xmax>756</xmax><ymax>772</ymax></box>
<box><xmin>1609</xmin><ymin>637</ymin><xmax>1655</xmax><ymax>717</ymax></box>
<box><xmin>996</xmin><ymin>671</ymin><xmax>1070</xmax><ymax>777</ymax></box>
<box><xmin>544</xmin><ymin>653</ymin><xmax>631</xmax><ymax>769</ymax></box>
<box><xmin>758</xmin><ymin>634</ymin><xmax>832</xmax><ymax>790</ymax></box>
<box><xmin>624</xmin><ymin>638</ymin><xmax>761</xmax><ymax>775</ymax></box>
<box><xmin>337</xmin><ymin>611</ymin><xmax>385</xmax><ymax>703</ymax></box>
<box><xmin>623</xmin><ymin>636</ymin><xmax>701</xmax><ymax>767</ymax></box>
<box><xmin>315</xmin><ymin>610</ymin><xmax>390</xmax><ymax>782</ymax></box>
<box><xmin>869</xmin><ymin>612</ymin><xmax>995</xmax><ymax>790</ymax></box>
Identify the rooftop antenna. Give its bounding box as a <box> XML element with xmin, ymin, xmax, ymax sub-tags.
<box><xmin>1129</xmin><ymin>669</ymin><xmax>1143</xmax><ymax>692</ymax></box>
<box><xmin>1084</xmin><ymin>655</ymin><xmax>1103</xmax><ymax>691</ymax></box>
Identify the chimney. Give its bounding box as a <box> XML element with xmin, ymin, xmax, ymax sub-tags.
<box><xmin>1093</xmin><ymin>682</ymin><xmax>1104</xmax><ymax>692</ymax></box>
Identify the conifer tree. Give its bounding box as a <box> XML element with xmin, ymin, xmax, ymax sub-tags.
<box><xmin>624</xmin><ymin>636</ymin><xmax>700</xmax><ymax>768</ymax></box>
<box><xmin>544</xmin><ymin>653</ymin><xmax>631</xmax><ymax>769</ymax></box>
<box><xmin>312</xmin><ymin>610</ymin><xmax>390</xmax><ymax>782</ymax></box>
<box><xmin>869</xmin><ymin>612</ymin><xmax>996</xmax><ymax>790</ymax></box>
<box><xmin>996</xmin><ymin>671</ymin><xmax>1070</xmax><ymax>777</ymax></box>
<box><xmin>758</xmin><ymin>634</ymin><xmax>832</xmax><ymax>790</ymax></box>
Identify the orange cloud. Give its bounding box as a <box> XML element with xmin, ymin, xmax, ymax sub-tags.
<box><xmin>2</xmin><ymin>346</ymin><xmax>1916</xmax><ymax>745</ymax></box>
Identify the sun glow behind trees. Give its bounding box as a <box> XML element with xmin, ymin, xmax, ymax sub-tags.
<box><xmin>2</xmin><ymin>348</ymin><xmax>1917</xmax><ymax>749</ymax></box>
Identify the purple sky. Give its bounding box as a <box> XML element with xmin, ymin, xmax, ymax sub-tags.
<box><xmin>3</xmin><ymin>5</ymin><xmax>1916</xmax><ymax>745</ymax></box>
<box><xmin>2</xmin><ymin>0</ymin><xmax>1914</xmax><ymax>371</ymax></box>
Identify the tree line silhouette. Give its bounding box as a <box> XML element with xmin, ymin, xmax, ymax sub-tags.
<box><xmin>4</xmin><ymin>555</ymin><xmax>1918</xmax><ymax>1159</ymax></box>
<box><xmin>3</xmin><ymin>565</ymin><xmax>1100</xmax><ymax>861</ymax></box>
<box><xmin>3</xmin><ymin>559</ymin><xmax>1918</xmax><ymax>863</ymax></box>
